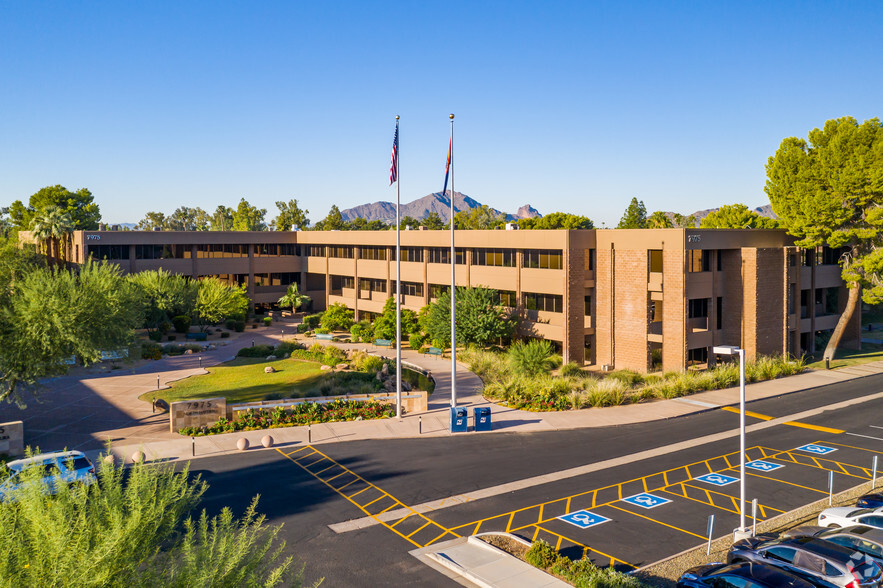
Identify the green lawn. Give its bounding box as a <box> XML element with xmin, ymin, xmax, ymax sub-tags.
<box><xmin>805</xmin><ymin>342</ymin><xmax>883</xmax><ymax>370</ymax></box>
<box><xmin>141</xmin><ymin>358</ymin><xmax>327</xmax><ymax>404</ymax></box>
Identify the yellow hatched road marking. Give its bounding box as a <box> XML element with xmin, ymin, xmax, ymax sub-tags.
<box><xmin>276</xmin><ymin>446</ymin><xmax>459</xmax><ymax>549</ymax></box>
<box><xmin>827</xmin><ymin>441</ymin><xmax>883</xmax><ymax>454</ymax></box>
<box><xmin>284</xmin><ymin>446</ymin><xmax>311</xmax><ymax>456</ymax></box>
<box><xmin>391</xmin><ymin>512</ymin><xmax>414</xmax><ymax>528</ymax></box>
<box><xmin>757</xmin><ymin>445</ymin><xmax>870</xmax><ymax>479</ymax></box>
<box><xmin>534</xmin><ymin>526</ymin><xmax>634</xmax><ymax>569</ymax></box>
<box><xmin>608</xmin><ymin>504</ymin><xmax>706</xmax><ymax>540</ymax></box>
<box><xmin>362</xmin><ymin>495</ymin><xmax>388</xmax><ymax>508</ymax></box>
<box><xmin>326</xmin><ymin>471</ymin><xmax>348</xmax><ymax>482</ymax></box>
<box><xmin>315</xmin><ymin>464</ymin><xmax>337</xmax><ymax>475</ymax></box>
<box><xmin>348</xmin><ymin>486</ymin><xmax>372</xmax><ymax>498</ymax></box>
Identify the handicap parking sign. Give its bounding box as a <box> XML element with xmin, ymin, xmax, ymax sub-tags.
<box><xmin>797</xmin><ymin>444</ymin><xmax>837</xmax><ymax>455</ymax></box>
<box><xmin>746</xmin><ymin>460</ymin><xmax>784</xmax><ymax>472</ymax></box>
<box><xmin>558</xmin><ymin>510</ymin><xmax>610</xmax><ymax>529</ymax></box>
<box><xmin>621</xmin><ymin>493</ymin><xmax>671</xmax><ymax>509</ymax></box>
<box><xmin>695</xmin><ymin>473</ymin><xmax>739</xmax><ymax>486</ymax></box>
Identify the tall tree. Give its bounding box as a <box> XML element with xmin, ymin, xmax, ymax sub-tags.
<box><xmin>399</xmin><ymin>216</ymin><xmax>420</xmax><ymax>230</ymax></box>
<box><xmin>193</xmin><ymin>278</ymin><xmax>249</xmax><ymax>330</ymax></box>
<box><xmin>452</xmin><ymin>205</ymin><xmax>506</xmax><ymax>230</ymax></box>
<box><xmin>646</xmin><ymin>211</ymin><xmax>674</xmax><ymax>228</ymax></box>
<box><xmin>210</xmin><ymin>205</ymin><xmax>235</xmax><ymax>231</ymax></box>
<box><xmin>271</xmin><ymin>199</ymin><xmax>309</xmax><ymax>231</ymax></box>
<box><xmin>231</xmin><ymin>198</ymin><xmax>267</xmax><ymax>231</ymax></box>
<box><xmin>167</xmin><ymin>206</ymin><xmax>210</xmax><ymax>231</ymax></box>
<box><xmin>617</xmin><ymin>197</ymin><xmax>647</xmax><ymax>228</ymax></box>
<box><xmin>30</xmin><ymin>206</ymin><xmax>74</xmax><ymax>264</ymax></box>
<box><xmin>128</xmin><ymin>269</ymin><xmax>199</xmax><ymax>331</ymax></box>
<box><xmin>423</xmin><ymin>287</ymin><xmax>514</xmax><ymax>347</ymax></box>
<box><xmin>765</xmin><ymin>116</ymin><xmax>883</xmax><ymax>361</ymax></box>
<box><xmin>314</xmin><ymin>205</ymin><xmax>346</xmax><ymax>231</ymax></box>
<box><xmin>422</xmin><ymin>212</ymin><xmax>445</xmax><ymax>230</ymax></box>
<box><xmin>277</xmin><ymin>283</ymin><xmax>310</xmax><ymax>314</ymax></box>
<box><xmin>26</xmin><ymin>185</ymin><xmax>101</xmax><ymax>229</ymax></box>
<box><xmin>517</xmin><ymin>212</ymin><xmax>594</xmax><ymax>230</ymax></box>
<box><xmin>671</xmin><ymin>212</ymin><xmax>697</xmax><ymax>228</ymax></box>
<box><xmin>699</xmin><ymin>204</ymin><xmax>780</xmax><ymax>229</ymax></box>
<box><xmin>136</xmin><ymin>211</ymin><xmax>168</xmax><ymax>231</ymax></box>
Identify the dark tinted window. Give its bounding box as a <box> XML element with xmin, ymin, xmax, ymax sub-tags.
<box><xmin>765</xmin><ymin>546</ymin><xmax>796</xmax><ymax>563</ymax></box>
<box><xmin>70</xmin><ymin>457</ymin><xmax>92</xmax><ymax>471</ymax></box>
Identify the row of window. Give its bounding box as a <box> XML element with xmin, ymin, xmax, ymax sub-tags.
<box><xmin>89</xmin><ymin>243</ymin><xmax>303</xmax><ymax>260</ymax></box>
<box><xmin>212</xmin><ymin>273</ymin><xmax>299</xmax><ymax>287</ymax></box>
<box><xmin>307</xmin><ymin>245</ymin><xmax>564</xmax><ymax>268</ymax></box>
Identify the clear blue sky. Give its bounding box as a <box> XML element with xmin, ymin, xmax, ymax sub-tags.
<box><xmin>1</xmin><ymin>1</ymin><xmax>881</xmax><ymax>228</ymax></box>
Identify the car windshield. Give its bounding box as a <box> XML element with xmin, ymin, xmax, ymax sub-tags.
<box><xmin>69</xmin><ymin>457</ymin><xmax>91</xmax><ymax>471</ymax></box>
<box><xmin>849</xmin><ymin>508</ymin><xmax>875</xmax><ymax>517</ymax></box>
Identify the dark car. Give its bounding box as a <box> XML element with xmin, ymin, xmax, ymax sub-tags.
<box><xmin>728</xmin><ymin>535</ymin><xmax>883</xmax><ymax>588</ymax></box>
<box><xmin>783</xmin><ymin>526</ymin><xmax>883</xmax><ymax>567</ymax></box>
<box><xmin>678</xmin><ymin>561</ymin><xmax>819</xmax><ymax>587</ymax></box>
<box><xmin>858</xmin><ymin>495</ymin><xmax>883</xmax><ymax>509</ymax></box>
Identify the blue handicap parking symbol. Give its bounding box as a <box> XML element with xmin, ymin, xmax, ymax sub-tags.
<box><xmin>797</xmin><ymin>444</ymin><xmax>837</xmax><ymax>455</ymax></box>
<box><xmin>695</xmin><ymin>473</ymin><xmax>739</xmax><ymax>486</ymax></box>
<box><xmin>621</xmin><ymin>493</ymin><xmax>671</xmax><ymax>509</ymax></box>
<box><xmin>745</xmin><ymin>460</ymin><xmax>784</xmax><ymax>472</ymax></box>
<box><xmin>558</xmin><ymin>510</ymin><xmax>610</xmax><ymax>529</ymax></box>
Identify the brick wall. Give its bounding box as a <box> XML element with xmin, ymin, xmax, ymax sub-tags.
<box><xmin>612</xmin><ymin>250</ymin><xmax>651</xmax><ymax>371</ymax></box>
<box><xmin>662</xmin><ymin>249</ymin><xmax>686</xmax><ymax>371</ymax></box>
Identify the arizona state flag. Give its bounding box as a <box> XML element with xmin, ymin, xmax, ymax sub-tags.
<box><xmin>442</xmin><ymin>137</ymin><xmax>452</xmax><ymax>198</ymax></box>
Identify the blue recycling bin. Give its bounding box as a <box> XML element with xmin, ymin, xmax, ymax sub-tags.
<box><xmin>450</xmin><ymin>406</ymin><xmax>467</xmax><ymax>433</ymax></box>
<box><xmin>474</xmin><ymin>407</ymin><xmax>492</xmax><ymax>431</ymax></box>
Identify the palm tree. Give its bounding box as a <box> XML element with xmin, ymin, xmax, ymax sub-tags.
<box><xmin>30</xmin><ymin>206</ymin><xmax>74</xmax><ymax>266</ymax></box>
<box><xmin>277</xmin><ymin>283</ymin><xmax>310</xmax><ymax>315</ymax></box>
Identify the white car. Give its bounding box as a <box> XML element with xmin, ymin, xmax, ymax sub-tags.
<box><xmin>0</xmin><ymin>450</ymin><xmax>97</xmax><ymax>501</ymax></box>
<box><xmin>819</xmin><ymin>507</ymin><xmax>883</xmax><ymax>530</ymax></box>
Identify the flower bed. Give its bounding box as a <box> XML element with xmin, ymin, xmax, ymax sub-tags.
<box><xmin>179</xmin><ymin>399</ymin><xmax>395</xmax><ymax>436</ymax></box>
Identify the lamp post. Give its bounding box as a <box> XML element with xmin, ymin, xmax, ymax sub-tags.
<box><xmin>713</xmin><ymin>345</ymin><xmax>749</xmax><ymax>540</ymax></box>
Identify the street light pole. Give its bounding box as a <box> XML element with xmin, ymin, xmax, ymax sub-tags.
<box><xmin>713</xmin><ymin>345</ymin><xmax>749</xmax><ymax>540</ymax></box>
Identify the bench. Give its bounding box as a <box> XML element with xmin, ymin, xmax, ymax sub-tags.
<box><xmin>374</xmin><ymin>338</ymin><xmax>393</xmax><ymax>348</ymax></box>
<box><xmin>426</xmin><ymin>347</ymin><xmax>443</xmax><ymax>358</ymax></box>
<box><xmin>185</xmin><ymin>332</ymin><xmax>207</xmax><ymax>341</ymax></box>
<box><xmin>315</xmin><ymin>333</ymin><xmax>334</xmax><ymax>341</ymax></box>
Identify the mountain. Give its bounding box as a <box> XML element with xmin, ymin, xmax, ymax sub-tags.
<box><xmin>339</xmin><ymin>192</ymin><xmax>540</xmax><ymax>224</ymax></box>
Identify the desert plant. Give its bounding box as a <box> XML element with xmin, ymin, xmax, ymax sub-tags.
<box><xmin>559</xmin><ymin>362</ymin><xmax>584</xmax><ymax>378</ymax></box>
<box><xmin>508</xmin><ymin>339</ymin><xmax>557</xmax><ymax>377</ymax></box>
<box><xmin>524</xmin><ymin>539</ymin><xmax>557</xmax><ymax>569</ymax></box>
<box><xmin>171</xmin><ymin>315</ymin><xmax>191</xmax><ymax>334</ymax></box>
<box><xmin>263</xmin><ymin>316</ymin><xmax>272</xmax><ymax>326</ymax></box>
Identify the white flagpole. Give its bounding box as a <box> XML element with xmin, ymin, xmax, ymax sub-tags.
<box><xmin>395</xmin><ymin>116</ymin><xmax>402</xmax><ymax>419</ymax></box>
<box><xmin>449</xmin><ymin>113</ymin><xmax>456</xmax><ymax>408</ymax></box>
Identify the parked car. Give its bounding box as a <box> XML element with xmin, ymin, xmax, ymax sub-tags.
<box><xmin>819</xmin><ymin>507</ymin><xmax>883</xmax><ymax>530</ymax></box>
<box><xmin>728</xmin><ymin>535</ymin><xmax>883</xmax><ymax>588</ymax></box>
<box><xmin>857</xmin><ymin>495</ymin><xmax>883</xmax><ymax>509</ymax></box>
<box><xmin>0</xmin><ymin>450</ymin><xmax>97</xmax><ymax>500</ymax></box>
<box><xmin>783</xmin><ymin>526</ymin><xmax>883</xmax><ymax>566</ymax></box>
<box><xmin>678</xmin><ymin>561</ymin><xmax>819</xmax><ymax>587</ymax></box>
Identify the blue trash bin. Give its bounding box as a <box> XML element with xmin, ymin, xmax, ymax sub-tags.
<box><xmin>450</xmin><ymin>406</ymin><xmax>467</xmax><ymax>433</ymax></box>
<box><xmin>474</xmin><ymin>407</ymin><xmax>491</xmax><ymax>432</ymax></box>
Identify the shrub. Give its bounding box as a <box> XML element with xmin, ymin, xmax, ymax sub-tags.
<box><xmin>220</xmin><ymin>332</ymin><xmax>230</xmax><ymax>338</ymax></box>
<box><xmin>608</xmin><ymin>370</ymin><xmax>643</xmax><ymax>387</ymax></box>
<box><xmin>148</xmin><ymin>330</ymin><xmax>163</xmax><ymax>342</ymax></box>
<box><xmin>315</xmin><ymin>327</ymin><xmax>330</xmax><ymax>335</ymax></box>
<box><xmin>297</xmin><ymin>323</ymin><xmax>310</xmax><ymax>334</ymax></box>
<box><xmin>167</xmin><ymin>335</ymin><xmax>176</xmax><ymax>342</ymax></box>
<box><xmin>320</xmin><ymin>303</ymin><xmax>354</xmax><ymax>331</ymax></box>
<box><xmin>525</xmin><ymin>540</ymin><xmax>557</xmax><ymax>569</ymax></box>
<box><xmin>225</xmin><ymin>318</ymin><xmax>236</xmax><ymax>330</ymax></box>
<box><xmin>409</xmin><ymin>332</ymin><xmax>426</xmax><ymax>349</ymax></box>
<box><xmin>263</xmin><ymin>316</ymin><xmax>272</xmax><ymax>326</ymax></box>
<box><xmin>321</xmin><ymin>346</ymin><xmax>347</xmax><ymax>366</ymax></box>
<box><xmin>356</xmin><ymin>355</ymin><xmax>385</xmax><ymax>374</ymax></box>
<box><xmin>309</xmin><ymin>343</ymin><xmax>325</xmax><ymax>354</ymax></box>
<box><xmin>159</xmin><ymin>321</ymin><xmax>173</xmax><ymax>335</ymax></box>
<box><xmin>276</xmin><ymin>341</ymin><xmax>304</xmax><ymax>355</ymax></box>
<box><xmin>141</xmin><ymin>342</ymin><xmax>162</xmax><ymax>360</ymax></box>
<box><xmin>236</xmin><ymin>344</ymin><xmax>276</xmax><ymax>358</ymax></box>
<box><xmin>171</xmin><ymin>315</ymin><xmax>191</xmax><ymax>334</ymax></box>
<box><xmin>233</xmin><ymin>320</ymin><xmax>245</xmax><ymax>332</ymax></box>
<box><xmin>560</xmin><ymin>362</ymin><xmax>584</xmax><ymax>378</ymax></box>
<box><xmin>302</xmin><ymin>313</ymin><xmax>322</xmax><ymax>330</ymax></box>
<box><xmin>508</xmin><ymin>340</ymin><xmax>557</xmax><ymax>377</ymax></box>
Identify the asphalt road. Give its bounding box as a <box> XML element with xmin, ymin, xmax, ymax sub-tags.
<box><xmin>191</xmin><ymin>373</ymin><xmax>883</xmax><ymax>586</ymax></box>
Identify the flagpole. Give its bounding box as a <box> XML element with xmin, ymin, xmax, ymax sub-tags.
<box><xmin>395</xmin><ymin>116</ymin><xmax>402</xmax><ymax>419</ymax></box>
<box><xmin>449</xmin><ymin>113</ymin><xmax>456</xmax><ymax>408</ymax></box>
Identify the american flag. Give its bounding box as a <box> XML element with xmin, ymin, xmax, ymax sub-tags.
<box><xmin>389</xmin><ymin>123</ymin><xmax>399</xmax><ymax>185</ymax></box>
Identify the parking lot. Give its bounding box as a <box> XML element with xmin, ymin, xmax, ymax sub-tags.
<box><xmin>276</xmin><ymin>399</ymin><xmax>883</xmax><ymax>575</ymax></box>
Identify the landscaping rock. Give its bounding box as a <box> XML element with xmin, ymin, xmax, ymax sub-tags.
<box><xmin>264</xmin><ymin>366</ymin><xmax>276</xmax><ymax>373</ymax></box>
<box><xmin>261</xmin><ymin>435</ymin><xmax>274</xmax><ymax>448</ymax></box>
<box><xmin>103</xmin><ymin>454</ymin><xmax>116</xmax><ymax>466</ymax></box>
<box><xmin>236</xmin><ymin>437</ymin><xmax>249</xmax><ymax>451</ymax></box>
<box><xmin>335</xmin><ymin>363</ymin><xmax>348</xmax><ymax>370</ymax></box>
<box><xmin>266</xmin><ymin>355</ymin><xmax>276</xmax><ymax>360</ymax></box>
<box><xmin>184</xmin><ymin>349</ymin><xmax>193</xmax><ymax>355</ymax></box>
<box><xmin>320</xmin><ymin>365</ymin><xmax>332</xmax><ymax>371</ymax></box>
<box><xmin>283</xmin><ymin>352</ymin><xmax>290</xmax><ymax>358</ymax></box>
<box><xmin>155</xmin><ymin>398</ymin><xmax>169</xmax><ymax>411</ymax></box>
<box><xmin>130</xmin><ymin>451</ymin><xmax>145</xmax><ymax>464</ymax></box>
<box><xmin>381</xmin><ymin>363</ymin><xmax>389</xmax><ymax>377</ymax></box>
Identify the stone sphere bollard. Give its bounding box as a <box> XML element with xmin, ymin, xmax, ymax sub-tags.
<box><xmin>237</xmin><ymin>437</ymin><xmax>249</xmax><ymax>451</ymax></box>
<box><xmin>131</xmin><ymin>451</ymin><xmax>145</xmax><ymax>464</ymax></box>
<box><xmin>264</xmin><ymin>366</ymin><xmax>276</xmax><ymax>373</ymax></box>
<box><xmin>103</xmin><ymin>454</ymin><xmax>116</xmax><ymax>466</ymax></box>
<box><xmin>261</xmin><ymin>435</ymin><xmax>274</xmax><ymax>448</ymax></box>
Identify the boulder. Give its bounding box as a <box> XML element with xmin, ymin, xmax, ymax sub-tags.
<box><xmin>283</xmin><ymin>352</ymin><xmax>290</xmax><ymax>359</ymax></box>
<box><xmin>321</xmin><ymin>364</ymin><xmax>333</xmax><ymax>371</ymax></box>
<box><xmin>335</xmin><ymin>363</ymin><xmax>348</xmax><ymax>370</ymax></box>
<box><xmin>264</xmin><ymin>366</ymin><xmax>276</xmax><ymax>373</ymax></box>
<box><xmin>155</xmin><ymin>398</ymin><xmax>170</xmax><ymax>411</ymax></box>
<box><xmin>266</xmin><ymin>355</ymin><xmax>276</xmax><ymax>360</ymax></box>
<box><xmin>103</xmin><ymin>454</ymin><xmax>116</xmax><ymax>466</ymax></box>
<box><xmin>236</xmin><ymin>437</ymin><xmax>249</xmax><ymax>451</ymax></box>
<box><xmin>381</xmin><ymin>363</ymin><xmax>389</xmax><ymax>376</ymax></box>
<box><xmin>130</xmin><ymin>451</ymin><xmax>145</xmax><ymax>464</ymax></box>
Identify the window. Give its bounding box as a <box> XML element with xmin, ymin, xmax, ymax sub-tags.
<box><xmin>215</xmin><ymin>274</ymin><xmax>248</xmax><ymax>287</ymax></box>
<box><xmin>330</xmin><ymin>275</ymin><xmax>354</xmax><ymax>294</ymax></box>
<box><xmin>135</xmin><ymin>244</ymin><xmax>190</xmax><ymax>259</ymax></box>
<box><xmin>254</xmin><ymin>243</ymin><xmax>298</xmax><ymax>256</ymax></box>
<box><xmin>818</xmin><ymin>246</ymin><xmax>847</xmax><ymax>266</ymax></box>
<box><xmin>688</xmin><ymin>298</ymin><xmax>709</xmax><ymax>318</ymax></box>
<box><xmin>717</xmin><ymin>250</ymin><xmax>723</xmax><ymax>271</ymax></box>
<box><xmin>89</xmin><ymin>245</ymin><xmax>129</xmax><ymax>260</ymax></box>
<box><xmin>764</xmin><ymin>547</ymin><xmax>796</xmax><ymax>563</ymax></box>
<box><xmin>399</xmin><ymin>282</ymin><xmax>424</xmax><ymax>297</ymax></box>
<box><xmin>716</xmin><ymin>297</ymin><xmax>723</xmax><ymax>330</ymax></box>
<box><xmin>360</xmin><ymin>246</ymin><xmax>387</xmax><ymax>261</ymax></box>
<box><xmin>687</xmin><ymin>347</ymin><xmax>708</xmax><ymax>365</ymax></box>
<box><xmin>472</xmin><ymin>248</ymin><xmax>516</xmax><ymax>267</ymax></box>
<box><xmin>524</xmin><ymin>292</ymin><xmax>563</xmax><ymax>313</ymax></box>
<box><xmin>393</xmin><ymin>247</ymin><xmax>423</xmax><ymax>262</ymax></box>
<box><xmin>328</xmin><ymin>246</ymin><xmax>354</xmax><ymax>259</ymax></box>
<box><xmin>498</xmin><ymin>290</ymin><xmax>516</xmax><ymax>307</ymax></box>
<box><xmin>649</xmin><ymin>250</ymin><xmax>663</xmax><ymax>273</ymax></box>
<box><xmin>268</xmin><ymin>273</ymin><xmax>299</xmax><ymax>286</ymax></box>
<box><xmin>429</xmin><ymin>284</ymin><xmax>448</xmax><ymax>300</ymax></box>
<box><xmin>584</xmin><ymin>249</ymin><xmax>595</xmax><ymax>271</ymax></box>
<box><xmin>649</xmin><ymin>300</ymin><xmax>662</xmax><ymax>322</ymax></box>
<box><xmin>584</xmin><ymin>295</ymin><xmax>592</xmax><ymax>316</ymax></box>
<box><xmin>688</xmin><ymin>250</ymin><xmax>710</xmax><ymax>272</ymax></box>
<box><xmin>308</xmin><ymin>245</ymin><xmax>325</xmax><ymax>257</ymax></box>
<box><xmin>523</xmin><ymin>249</ymin><xmax>563</xmax><ymax>269</ymax></box>
<box><xmin>427</xmin><ymin>247</ymin><xmax>466</xmax><ymax>264</ymax></box>
<box><xmin>359</xmin><ymin>278</ymin><xmax>386</xmax><ymax>293</ymax></box>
